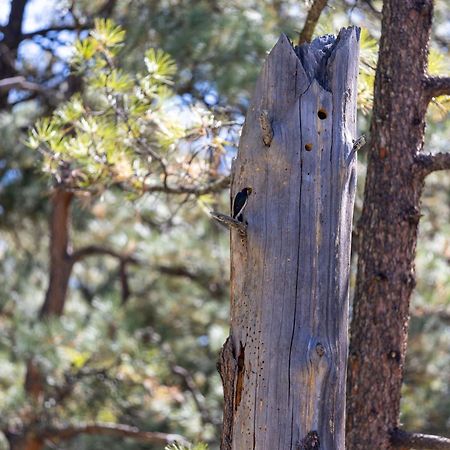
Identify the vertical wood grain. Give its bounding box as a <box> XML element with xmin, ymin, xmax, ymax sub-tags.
<box><xmin>219</xmin><ymin>28</ymin><xmax>360</xmax><ymax>450</ymax></box>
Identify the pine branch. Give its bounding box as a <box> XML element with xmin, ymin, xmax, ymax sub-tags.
<box><xmin>298</xmin><ymin>0</ymin><xmax>328</xmax><ymax>45</ymax></box>
<box><xmin>424</xmin><ymin>76</ymin><xmax>450</xmax><ymax>101</ymax></box>
<box><xmin>391</xmin><ymin>429</ymin><xmax>450</xmax><ymax>450</ymax></box>
<box><xmin>414</xmin><ymin>152</ymin><xmax>450</xmax><ymax>177</ymax></box>
<box><xmin>42</xmin><ymin>423</ymin><xmax>188</xmax><ymax>446</ymax></box>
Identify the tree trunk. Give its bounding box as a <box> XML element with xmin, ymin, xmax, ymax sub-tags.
<box><xmin>15</xmin><ymin>188</ymin><xmax>75</xmax><ymax>450</ymax></box>
<box><xmin>346</xmin><ymin>1</ymin><xmax>434</xmax><ymax>449</ymax></box>
<box><xmin>219</xmin><ymin>28</ymin><xmax>360</xmax><ymax>449</ymax></box>
<box><xmin>40</xmin><ymin>188</ymin><xmax>74</xmax><ymax>317</ymax></box>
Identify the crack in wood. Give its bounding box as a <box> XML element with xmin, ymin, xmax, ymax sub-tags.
<box><xmin>234</xmin><ymin>341</ymin><xmax>246</xmax><ymax>411</ymax></box>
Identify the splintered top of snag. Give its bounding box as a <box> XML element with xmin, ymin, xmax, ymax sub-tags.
<box><xmin>271</xmin><ymin>27</ymin><xmax>360</xmax><ymax>90</ymax></box>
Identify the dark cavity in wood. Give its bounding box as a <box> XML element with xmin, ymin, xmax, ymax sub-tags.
<box><xmin>234</xmin><ymin>342</ymin><xmax>245</xmax><ymax>411</ymax></box>
<box><xmin>299</xmin><ymin>431</ymin><xmax>321</xmax><ymax>449</ymax></box>
<box><xmin>217</xmin><ymin>337</ymin><xmax>237</xmax><ymax>450</ymax></box>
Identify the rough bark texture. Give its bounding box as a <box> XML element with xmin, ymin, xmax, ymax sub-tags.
<box><xmin>346</xmin><ymin>1</ymin><xmax>434</xmax><ymax>449</ymax></box>
<box><xmin>221</xmin><ymin>28</ymin><xmax>360</xmax><ymax>450</ymax></box>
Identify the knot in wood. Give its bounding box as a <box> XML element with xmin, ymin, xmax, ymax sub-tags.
<box><xmin>315</xmin><ymin>343</ymin><xmax>326</xmax><ymax>357</ymax></box>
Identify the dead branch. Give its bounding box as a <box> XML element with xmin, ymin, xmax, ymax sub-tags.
<box><xmin>209</xmin><ymin>211</ymin><xmax>247</xmax><ymax>234</ymax></box>
<box><xmin>414</xmin><ymin>152</ymin><xmax>450</xmax><ymax>177</ymax></box>
<box><xmin>424</xmin><ymin>76</ymin><xmax>450</xmax><ymax>101</ymax></box>
<box><xmin>391</xmin><ymin>428</ymin><xmax>450</xmax><ymax>450</ymax></box>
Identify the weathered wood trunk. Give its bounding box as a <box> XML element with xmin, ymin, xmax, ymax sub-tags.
<box><xmin>218</xmin><ymin>28</ymin><xmax>360</xmax><ymax>450</ymax></box>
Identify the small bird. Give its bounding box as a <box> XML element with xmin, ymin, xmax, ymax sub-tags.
<box><xmin>232</xmin><ymin>187</ymin><xmax>252</xmax><ymax>222</ymax></box>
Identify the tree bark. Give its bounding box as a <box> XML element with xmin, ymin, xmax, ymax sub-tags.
<box><xmin>220</xmin><ymin>28</ymin><xmax>360</xmax><ymax>449</ymax></box>
<box><xmin>346</xmin><ymin>1</ymin><xmax>434</xmax><ymax>449</ymax></box>
<box><xmin>40</xmin><ymin>188</ymin><xmax>74</xmax><ymax>317</ymax></box>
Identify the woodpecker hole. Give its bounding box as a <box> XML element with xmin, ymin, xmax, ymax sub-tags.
<box><xmin>305</xmin><ymin>143</ymin><xmax>313</xmax><ymax>151</ymax></box>
<box><xmin>318</xmin><ymin>109</ymin><xmax>327</xmax><ymax>120</ymax></box>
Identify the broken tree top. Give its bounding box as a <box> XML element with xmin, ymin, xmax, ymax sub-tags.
<box><xmin>224</xmin><ymin>27</ymin><xmax>360</xmax><ymax>450</ymax></box>
<box><xmin>295</xmin><ymin>27</ymin><xmax>361</xmax><ymax>90</ymax></box>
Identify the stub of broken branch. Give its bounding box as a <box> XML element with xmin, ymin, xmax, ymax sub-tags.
<box><xmin>391</xmin><ymin>428</ymin><xmax>450</xmax><ymax>450</ymax></box>
<box><xmin>347</xmin><ymin>134</ymin><xmax>367</xmax><ymax>164</ymax></box>
<box><xmin>210</xmin><ymin>211</ymin><xmax>247</xmax><ymax>233</ymax></box>
<box><xmin>259</xmin><ymin>110</ymin><xmax>273</xmax><ymax>146</ymax></box>
<box><xmin>210</xmin><ymin>211</ymin><xmax>247</xmax><ymax>235</ymax></box>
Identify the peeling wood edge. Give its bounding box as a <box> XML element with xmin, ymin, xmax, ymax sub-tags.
<box><xmin>259</xmin><ymin>109</ymin><xmax>273</xmax><ymax>146</ymax></box>
<box><xmin>217</xmin><ymin>337</ymin><xmax>237</xmax><ymax>450</ymax></box>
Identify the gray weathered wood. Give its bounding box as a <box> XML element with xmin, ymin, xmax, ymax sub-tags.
<box><xmin>219</xmin><ymin>27</ymin><xmax>360</xmax><ymax>450</ymax></box>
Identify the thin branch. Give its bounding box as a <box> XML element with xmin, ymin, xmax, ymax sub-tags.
<box><xmin>414</xmin><ymin>152</ymin><xmax>450</xmax><ymax>177</ymax></box>
<box><xmin>42</xmin><ymin>423</ymin><xmax>188</xmax><ymax>446</ymax></box>
<box><xmin>0</xmin><ymin>76</ymin><xmax>43</xmax><ymax>94</ymax></box>
<box><xmin>144</xmin><ymin>175</ymin><xmax>230</xmax><ymax>195</ymax></box>
<box><xmin>424</xmin><ymin>76</ymin><xmax>450</xmax><ymax>101</ymax></box>
<box><xmin>171</xmin><ymin>364</ymin><xmax>217</xmax><ymax>427</ymax></box>
<box><xmin>157</xmin><ymin>264</ymin><xmax>227</xmax><ymax>298</ymax></box>
<box><xmin>298</xmin><ymin>0</ymin><xmax>328</xmax><ymax>45</ymax></box>
<box><xmin>71</xmin><ymin>245</ymin><xmax>138</xmax><ymax>264</ymax></box>
<box><xmin>391</xmin><ymin>428</ymin><xmax>450</xmax><ymax>450</ymax></box>
<box><xmin>20</xmin><ymin>24</ymin><xmax>90</xmax><ymax>40</ymax></box>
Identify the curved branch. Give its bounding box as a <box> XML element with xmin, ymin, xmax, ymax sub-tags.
<box><xmin>414</xmin><ymin>152</ymin><xmax>450</xmax><ymax>177</ymax></box>
<box><xmin>157</xmin><ymin>264</ymin><xmax>227</xmax><ymax>298</ymax></box>
<box><xmin>42</xmin><ymin>423</ymin><xmax>188</xmax><ymax>446</ymax></box>
<box><xmin>298</xmin><ymin>0</ymin><xmax>328</xmax><ymax>45</ymax></box>
<box><xmin>71</xmin><ymin>245</ymin><xmax>138</xmax><ymax>264</ymax></box>
<box><xmin>391</xmin><ymin>429</ymin><xmax>450</xmax><ymax>450</ymax></box>
<box><xmin>424</xmin><ymin>76</ymin><xmax>450</xmax><ymax>101</ymax></box>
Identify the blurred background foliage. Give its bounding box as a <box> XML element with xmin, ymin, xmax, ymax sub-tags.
<box><xmin>0</xmin><ymin>0</ymin><xmax>448</xmax><ymax>449</ymax></box>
